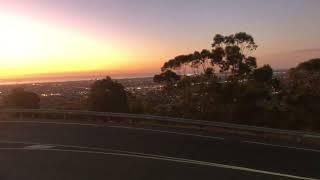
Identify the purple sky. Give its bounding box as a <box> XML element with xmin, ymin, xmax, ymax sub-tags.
<box><xmin>0</xmin><ymin>0</ymin><xmax>320</xmax><ymax>82</ymax></box>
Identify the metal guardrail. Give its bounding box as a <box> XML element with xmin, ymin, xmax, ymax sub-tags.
<box><xmin>0</xmin><ymin>108</ymin><xmax>320</xmax><ymax>140</ymax></box>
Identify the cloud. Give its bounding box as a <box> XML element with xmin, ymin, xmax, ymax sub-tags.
<box><xmin>293</xmin><ymin>48</ymin><xmax>320</xmax><ymax>53</ymax></box>
<box><xmin>259</xmin><ymin>48</ymin><xmax>320</xmax><ymax>69</ymax></box>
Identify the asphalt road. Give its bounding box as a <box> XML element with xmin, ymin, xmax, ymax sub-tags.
<box><xmin>0</xmin><ymin>120</ymin><xmax>319</xmax><ymax>180</ymax></box>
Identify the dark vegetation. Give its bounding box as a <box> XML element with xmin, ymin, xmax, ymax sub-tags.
<box><xmin>4</xmin><ymin>87</ymin><xmax>40</xmax><ymax>109</ymax></box>
<box><xmin>88</xmin><ymin>76</ymin><xmax>129</xmax><ymax>112</ymax></box>
<box><xmin>2</xmin><ymin>32</ymin><xmax>320</xmax><ymax>131</ymax></box>
<box><xmin>129</xmin><ymin>33</ymin><xmax>320</xmax><ymax>131</ymax></box>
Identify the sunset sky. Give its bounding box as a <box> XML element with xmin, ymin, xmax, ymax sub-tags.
<box><xmin>0</xmin><ymin>0</ymin><xmax>320</xmax><ymax>82</ymax></box>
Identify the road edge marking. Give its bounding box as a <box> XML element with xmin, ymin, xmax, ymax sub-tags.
<box><xmin>0</xmin><ymin>120</ymin><xmax>224</xmax><ymax>140</ymax></box>
<box><xmin>0</xmin><ymin>147</ymin><xmax>317</xmax><ymax>180</ymax></box>
<box><xmin>109</xmin><ymin>125</ymin><xmax>224</xmax><ymax>140</ymax></box>
<box><xmin>243</xmin><ymin>141</ymin><xmax>320</xmax><ymax>153</ymax></box>
<box><xmin>24</xmin><ymin>145</ymin><xmax>56</xmax><ymax>149</ymax></box>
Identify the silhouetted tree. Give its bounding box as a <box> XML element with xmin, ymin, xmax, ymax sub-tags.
<box><xmin>252</xmin><ymin>64</ymin><xmax>273</xmax><ymax>83</ymax></box>
<box><xmin>287</xmin><ymin>58</ymin><xmax>320</xmax><ymax>97</ymax></box>
<box><xmin>141</xmin><ymin>33</ymin><xmax>320</xmax><ymax>131</ymax></box>
<box><xmin>285</xmin><ymin>59</ymin><xmax>320</xmax><ymax>110</ymax></box>
<box><xmin>154</xmin><ymin>32</ymin><xmax>263</xmax><ymax>120</ymax></box>
<box><xmin>293</xmin><ymin>58</ymin><xmax>320</xmax><ymax>72</ymax></box>
<box><xmin>275</xmin><ymin>58</ymin><xmax>320</xmax><ymax>130</ymax></box>
<box><xmin>211</xmin><ymin>32</ymin><xmax>258</xmax><ymax>78</ymax></box>
<box><xmin>88</xmin><ymin>76</ymin><xmax>128</xmax><ymax>112</ymax></box>
<box><xmin>4</xmin><ymin>88</ymin><xmax>40</xmax><ymax>109</ymax></box>
<box><xmin>153</xmin><ymin>70</ymin><xmax>180</xmax><ymax>85</ymax></box>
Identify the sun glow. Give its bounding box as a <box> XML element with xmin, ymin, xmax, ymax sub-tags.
<box><xmin>0</xmin><ymin>12</ymin><xmax>126</xmax><ymax>79</ymax></box>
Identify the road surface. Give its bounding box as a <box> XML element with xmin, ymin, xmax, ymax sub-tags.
<box><xmin>0</xmin><ymin>119</ymin><xmax>319</xmax><ymax>180</ymax></box>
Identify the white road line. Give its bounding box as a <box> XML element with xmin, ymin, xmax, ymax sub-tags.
<box><xmin>1</xmin><ymin>121</ymin><xmax>320</xmax><ymax>153</ymax></box>
<box><xmin>109</xmin><ymin>125</ymin><xmax>224</xmax><ymax>140</ymax></box>
<box><xmin>0</xmin><ymin>140</ymin><xmax>218</xmax><ymax>161</ymax></box>
<box><xmin>304</xmin><ymin>134</ymin><xmax>320</xmax><ymax>139</ymax></box>
<box><xmin>0</xmin><ymin>120</ymin><xmax>224</xmax><ymax>140</ymax></box>
<box><xmin>24</xmin><ymin>145</ymin><xmax>55</xmax><ymax>149</ymax></box>
<box><xmin>0</xmin><ymin>120</ymin><xmax>103</xmax><ymax>127</ymax></box>
<box><xmin>0</xmin><ymin>147</ymin><xmax>317</xmax><ymax>180</ymax></box>
<box><xmin>243</xmin><ymin>141</ymin><xmax>320</xmax><ymax>153</ymax></box>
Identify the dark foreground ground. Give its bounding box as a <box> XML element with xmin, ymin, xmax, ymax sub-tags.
<box><xmin>0</xmin><ymin>119</ymin><xmax>319</xmax><ymax>180</ymax></box>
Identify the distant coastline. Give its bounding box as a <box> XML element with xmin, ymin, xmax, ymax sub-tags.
<box><xmin>0</xmin><ymin>74</ymin><xmax>155</xmax><ymax>85</ymax></box>
<box><xmin>0</xmin><ymin>72</ymin><xmax>157</xmax><ymax>85</ymax></box>
<box><xmin>0</xmin><ymin>70</ymin><xmax>288</xmax><ymax>85</ymax></box>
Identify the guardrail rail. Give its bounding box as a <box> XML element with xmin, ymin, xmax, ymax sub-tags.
<box><xmin>0</xmin><ymin>108</ymin><xmax>320</xmax><ymax>144</ymax></box>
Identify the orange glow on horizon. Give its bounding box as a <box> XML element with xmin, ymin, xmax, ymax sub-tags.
<box><xmin>0</xmin><ymin>11</ymin><xmax>163</xmax><ymax>80</ymax></box>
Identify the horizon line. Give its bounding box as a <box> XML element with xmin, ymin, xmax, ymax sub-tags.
<box><xmin>0</xmin><ymin>69</ymin><xmax>290</xmax><ymax>86</ymax></box>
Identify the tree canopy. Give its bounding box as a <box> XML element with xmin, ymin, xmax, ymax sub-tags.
<box><xmin>158</xmin><ymin>32</ymin><xmax>258</xmax><ymax>79</ymax></box>
<box><xmin>4</xmin><ymin>88</ymin><xmax>40</xmax><ymax>109</ymax></box>
<box><xmin>149</xmin><ymin>32</ymin><xmax>298</xmax><ymax>127</ymax></box>
<box><xmin>153</xmin><ymin>70</ymin><xmax>180</xmax><ymax>84</ymax></box>
<box><xmin>211</xmin><ymin>32</ymin><xmax>258</xmax><ymax>77</ymax></box>
<box><xmin>252</xmin><ymin>65</ymin><xmax>273</xmax><ymax>83</ymax></box>
<box><xmin>294</xmin><ymin>58</ymin><xmax>320</xmax><ymax>72</ymax></box>
<box><xmin>88</xmin><ymin>76</ymin><xmax>129</xmax><ymax>112</ymax></box>
<box><xmin>286</xmin><ymin>58</ymin><xmax>320</xmax><ymax>102</ymax></box>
